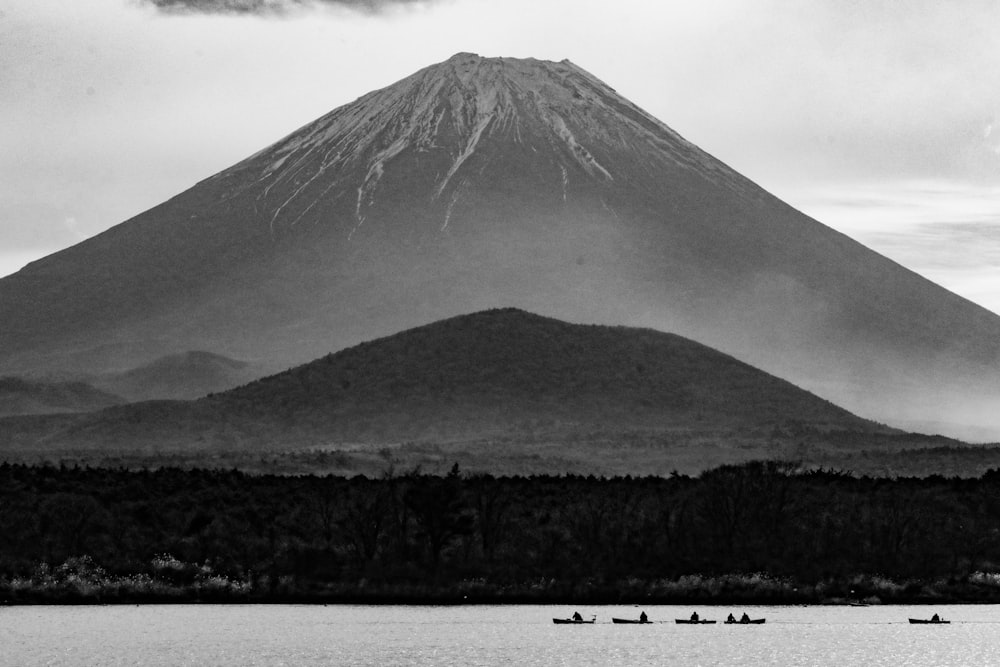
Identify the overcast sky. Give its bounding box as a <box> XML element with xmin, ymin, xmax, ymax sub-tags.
<box><xmin>3</xmin><ymin>0</ymin><xmax>999</xmax><ymax>312</ymax></box>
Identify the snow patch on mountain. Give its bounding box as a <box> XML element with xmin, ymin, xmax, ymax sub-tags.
<box><xmin>234</xmin><ymin>53</ymin><xmax>756</xmax><ymax>231</ymax></box>
<box><xmin>356</xmin><ymin>137</ymin><xmax>409</xmax><ymax>222</ymax></box>
<box><xmin>544</xmin><ymin>110</ymin><xmax>613</xmax><ymax>181</ymax></box>
<box><xmin>434</xmin><ymin>113</ymin><xmax>494</xmax><ymax>199</ymax></box>
<box><xmin>442</xmin><ymin>184</ymin><xmax>464</xmax><ymax>231</ymax></box>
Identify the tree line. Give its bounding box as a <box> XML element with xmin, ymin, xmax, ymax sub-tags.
<box><xmin>2</xmin><ymin>460</ymin><xmax>1000</xmax><ymax>603</ymax></box>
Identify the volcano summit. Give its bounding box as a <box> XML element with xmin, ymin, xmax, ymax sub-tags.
<box><xmin>2</xmin><ymin>53</ymin><xmax>998</xmax><ymax>436</ymax></box>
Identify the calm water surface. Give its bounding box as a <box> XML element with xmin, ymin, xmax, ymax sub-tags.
<box><xmin>2</xmin><ymin>604</ymin><xmax>999</xmax><ymax>666</ymax></box>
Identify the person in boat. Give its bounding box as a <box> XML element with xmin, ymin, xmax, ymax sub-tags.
<box><xmin>740</xmin><ymin>612</ymin><xmax>750</xmax><ymax>623</ymax></box>
<box><xmin>572</xmin><ymin>611</ymin><xmax>583</xmax><ymax>622</ymax></box>
<box><xmin>639</xmin><ymin>611</ymin><xmax>648</xmax><ymax>623</ymax></box>
<box><xmin>727</xmin><ymin>613</ymin><xmax>735</xmax><ymax>623</ymax></box>
<box><xmin>931</xmin><ymin>613</ymin><xmax>940</xmax><ymax>622</ymax></box>
<box><xmin>690</xmin><ymin>611</ymin><xmax>699</xmax><ymax>621</ymax></box>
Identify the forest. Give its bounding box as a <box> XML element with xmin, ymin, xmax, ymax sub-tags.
<box><xmin>3</xmin><ymin>460</ymin><xmax>1000</xmax><ymax>604</ymax></box>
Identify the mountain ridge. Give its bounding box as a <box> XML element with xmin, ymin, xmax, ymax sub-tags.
<box><xmin>0</xmin><ymin>309</ymin><xmax>899</xmax><ymax>468</ymax></box>
<box><xmin>90</xmin><ymin>350</ymin><xmax>262</xmax><ymax>402</ymax></box>
<box><xmin>0</xmin><ymin>377</ymin><xmax>124</xmax><ymax>417</ymax></box>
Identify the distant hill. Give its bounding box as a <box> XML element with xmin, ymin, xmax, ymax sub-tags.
<box><xmin>0</xmin><ymin>377</ymin><xmax>123</xmax><ymax>417</ymax></box>
<box><xmin>0</xmin><ymin>310</ymin><xmax>895</xmax><ymax>462</ymax></box>
<box><xmin>91</xmin><ymin>350</ymin><xmax>263</xmax><ymax>401</ymax></box>
<box><xmin>208</xmin><ymin>308</ymin><xmax>886</xmax><ymax>440</ymax></box>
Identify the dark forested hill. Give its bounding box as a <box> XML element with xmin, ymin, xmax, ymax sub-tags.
<box><xmin>211</xmin><ymin>308</ymin><xmax>881</xmax><ymax>437</ymax></box>
<box><xmin>0</xmin><ymin>310</ymin><xmax>897</xmax><ymax>471</ymax></box>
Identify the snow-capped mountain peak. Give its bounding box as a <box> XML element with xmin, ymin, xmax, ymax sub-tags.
<box><xmin>227</xmin><ymin>53</ymin><xmax>749</xmax><ymax>235</ymax></box>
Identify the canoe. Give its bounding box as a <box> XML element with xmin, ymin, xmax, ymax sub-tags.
<box><xmin>553</xmin><ymin>618</ymin><xmax>596</xmax><ymax>624</ymax></box>
<box><xmin>612</xmin><ymin>618</ymin><xmax>651</xmax><ymax>624</ymax></box>
<box><xmin>724</xmin><ymin>618</ymin><xmax>766</xmax><ymax>624</ymax></box>
<box><xmin>675</xmin><ymin>619</ymin><xmax>717</xmax><ymax>624</ymax></box>
<box><xmin>908</xmin><ymin>618</ymin><xmax>949</xmax><ymax>624</ymax></box>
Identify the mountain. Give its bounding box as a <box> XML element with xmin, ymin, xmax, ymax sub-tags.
<box><xmin>0</xmin><ymin>309</ymin><xmax>894</xmax><ymax>460</ymax></box>
<box><xmin>1</xmin><ymin>53</ymin><xmax>998</xmax><ymax>436</ymax></box>
<box><xmin>90</xmin><ymin>350</ymin><xmax>263</xmax><ymax>401</ymax></box>
<box><xmin>207</xmin><ymin>308</ymin><xmax>889</xmax><ymax>439</ymax></box>
<box><xmin>0</xmin><ymin>377</ymin><xmax>123</xmax><ymax>417</ymax></box>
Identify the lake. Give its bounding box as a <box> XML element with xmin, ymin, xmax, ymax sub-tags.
<box><xmin>2</xmin><ymin>604</ymin><xmax>998</xmax><ymax>666</ymax></box>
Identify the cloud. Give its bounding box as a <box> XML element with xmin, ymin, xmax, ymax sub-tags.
<box><xmin>640</xmin><ymin>0</ymin><xmax>1000</xmax><ymax>187</ymax></box>
<box><xmin>140</xmin><ymin>0</ymin><xmax>427</xmax><ymax>14</ymax></box>
<box><xmin>780</xmin><ymin>179</ymin><xmax>1000</xmax><ymax>314</ymax></box>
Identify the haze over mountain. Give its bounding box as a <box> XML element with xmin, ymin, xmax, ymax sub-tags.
<box><xmin>0</xmin><ymin>351</ymin><xmax>262</xmax><ymax>417</ymax></box>
<box><xmin>0</xmin><ymin>377</ymin><xmax>123</xmax><ymax>418</ymax></box>
<box><xmin>1</xmin><ymin>53</ymin><xmax>998</xmax><ymax>437</ymax></box>
<box><xmin>89</xmin><ymin>350</ymin><xmax>262</xmax><ymax>402</ymax></box>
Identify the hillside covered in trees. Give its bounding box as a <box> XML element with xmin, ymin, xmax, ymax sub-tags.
<box><xmin>4</xmin><ymin>461</ymin><xmax>1000</xmax><ymax>604</ymax></box>
<box><xmin>0</xmin><ymin>309</ymin><xmax>906</xmax><ymax>474</ymax></box>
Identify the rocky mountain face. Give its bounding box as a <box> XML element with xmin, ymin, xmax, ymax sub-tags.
<box><xmin>1</xmin><ymin>53</ymin><xmax>998</xmax><ymax>436</ymax></box>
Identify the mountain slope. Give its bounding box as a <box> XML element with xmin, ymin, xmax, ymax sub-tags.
<box><xmin>1</xmin><ymin>53</ymin><xmax>998</xmax><ymax>434</ymax></box>
<box><xmin>0</xmin><ymin>377</ymin><xmax>123</xmax><ymax>417</ymax></box>
<box><xmin>214</xmin><ymin>308</ymin><xmax>885</xmax><ymax>438</ymax></box>
<box><xmin>0</xmin><ymin>309</ymin><xmax>891</xmax><ymax>453</ymax></box>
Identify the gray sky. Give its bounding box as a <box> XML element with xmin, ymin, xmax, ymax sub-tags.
<box><xmin>3</xmin><ymin>0</ymin><xmax>999</xmax><ymax>312</ymax></box>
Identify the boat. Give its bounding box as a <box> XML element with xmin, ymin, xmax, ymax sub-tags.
<box><xmin>612</xmin><ymin>617</ymin><xmax>652</xmax><ymax>624</ymax></box>
<box><xmin>675</xmin><ymin>619</ymin><xmax>717</xmax><ymax>624</ymax></box>
<box><xmin>553</xmin><ymin>617</ymin><xmax>596</xmax><ymax>624</ymax></box>
<box><xmin>724</xmin><ymin>618</ymin><xmax>766</xmax><ymax>624</ymax></box>
<box><xmin>908</xmin><ymin>618</ymin><xmax>949</xmax><ymax>624</ymax></box>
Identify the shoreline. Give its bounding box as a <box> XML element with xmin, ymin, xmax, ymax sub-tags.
<box><xmin>4</xmin><ymin>581</ymin><xmax>1000</xmax><ymax>606</ymax></box>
